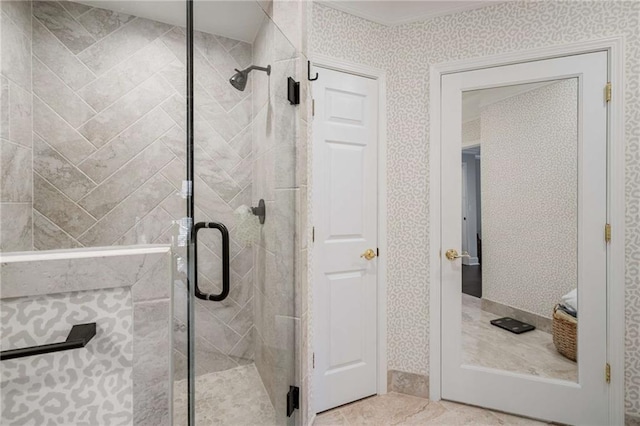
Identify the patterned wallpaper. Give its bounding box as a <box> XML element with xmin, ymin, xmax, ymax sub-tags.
<box><xmin>311</xmin><ymin>0</ymin><xmax>640</xmax><ymax>417</ymax></box>
<box><xmin>481</xmin><ymin>80</ymin><xmax>578</xmax><ymax>319</ymax></box>
<box><xmin>462</xmin><ymin>119</ymin><xmax>480</xmax><ymax>144</ymax></box>
<box><xmin>0</xmin><ymin>288</ymin><xmax>133</xmax><ymax>424</ymax></box>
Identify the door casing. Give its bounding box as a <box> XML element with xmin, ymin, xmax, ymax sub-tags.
<box><xmin>310</xmin><ymin>54</ymin><xmax>388</xmax><ymax>414</ymax></box>
<box><xmin>428</xmin><ymin>36</ymin><xmax>626</xmax><ymax>425</ymax></box>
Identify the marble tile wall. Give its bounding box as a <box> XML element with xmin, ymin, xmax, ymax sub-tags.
<box><xmin>0</xmin><ymin>1</ymin><xmax>33</xmax><ymax>252</ymax></box>
<box><xmin>0</xmin><ymin>0</ymin><xmax>257</xmax><ymax>375</ymax></box>
<box><xmin>257</xmin><ymin>1</ymin><xmax>313</xmax><ymax>423</ymax></box>
<box><xmin>0</xmin><ymin>246</ymin><xmax>172</xmax><ymax>425</ymax></box>
<box><xmin>250</xmin><ymin>8</ymin><xmax>305</xmax><ymax>423</ymax></box>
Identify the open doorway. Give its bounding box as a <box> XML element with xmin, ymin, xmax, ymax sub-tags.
<box><xmin>461</xmin><ymin>144</ymin><xmax>481</xmax><ymax>298</ymax></box>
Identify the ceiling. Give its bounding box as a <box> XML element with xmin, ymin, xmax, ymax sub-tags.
<box><xmin>318</xmin><ymin>0</ymin><xmax>499</xmax><ymax>26</ymax></box>
<box><xmin>77</xmin><ymin>1</ymin><xmax>501</xmax><ymax>42</ymax></box>
<box><xmin>77</xmin><ymin>1</ymin><xmax>266</xmax><ymax>43</ymax></box>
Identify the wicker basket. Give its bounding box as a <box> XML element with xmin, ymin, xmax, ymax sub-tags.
<box><xmin>552</xmin><ymin>304</ymin><xmax>577</xmax><ymax>362</ymax></box>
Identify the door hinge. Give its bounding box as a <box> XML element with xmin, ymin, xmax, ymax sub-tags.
<box><xmin>605</xmin><ymin>363</ymin><xmax>611</xmax><ymax>383</ymax></box>
<box><xmin>605</xmin><ymin>223</ymin><xmax>611</xmax><ymax>243</ymax></box>
<box><xmin>312</xmin><ymin>99</ymin><xmax>315</xmax><ymax>117</ymax></box>
<box><xmin>312</xmin><ymin>226</ymin><xmax>315</xmax><ymax>242</ymax></box>
<box><xmin>312</xmin><ymin>352</ymin><xmax>315</xmax><ymax>369</ymax></box>
<box><xmin>286</xmin><ymin>386</ymin><xmax>300</xmax><ymax>417</ymax></box>
<box><xmin>376</xmin><ymin>248</ymin><xmax>380</xmax><ymax>257</ymax></box>
<box><xmin>605</xmin><ymin>82</ymin><xmax>612</xmax><ymax>103</ymax></box>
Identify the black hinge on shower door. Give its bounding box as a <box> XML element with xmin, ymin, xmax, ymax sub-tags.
<box><xmin>287</xmin><ymin>386</ymin><xmax>300</xmax><ymax>417</ymax></box>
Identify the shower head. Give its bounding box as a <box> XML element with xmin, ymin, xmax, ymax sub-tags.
<box><xmin>229</xmin><ymin>65</ymin><xmax>271</xmax><ymax>91</ymax></box>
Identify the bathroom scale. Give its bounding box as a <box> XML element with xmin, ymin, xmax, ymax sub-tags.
<box><xmin>490</xmin><ymin>317</ymin><xmax>535</xmax><ymax>334</ymax></box>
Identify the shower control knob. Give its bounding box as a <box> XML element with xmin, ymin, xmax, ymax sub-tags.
<box><xmin>360</xmin><ymin>249</ymin><xmax>377</xmax><ymax>261</ymax></box>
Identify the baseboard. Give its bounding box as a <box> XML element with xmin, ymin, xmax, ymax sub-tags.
<box><xmin>461</xmin><ymin>257</ymin><xmax>479</xmax><ymax>266</ymax></box>
<box><xmin>387</xmin><ymin>370</ymin><xmax>429</xmax><ymax>398</ymax></box>
<box><xmin>481</xmin><ymin>298</ymin><xmax>553</xmax><ymax>333</ymax></box>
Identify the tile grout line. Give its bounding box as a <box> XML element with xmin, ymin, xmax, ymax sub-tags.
<box><xmin>192</xmin><ymin>308</ymin><xmax>244</xmax><ymax>361</ymax></box>
<box><xmin>75</xmin><ymin>126</ymin><xmax>177</xmax><ymax>205</ymax></box>
<box><xmin>226</xmin><ymin>296</ymin><xmax>254</xmax><ymax>334</ymax></box>
<box><xmin>32</xmin><ymin>55</ymin><xmax>98</xmax><ymax>117</ymax></box>
<box><xmin>62</xmin><ymin>3</ymin><xmax>94</xmax><ymax>20</ymax></box>
<box><xmin>32</xmin><ymin>174</ymin><xmax>97</xmax><ymax>244</ymax></box>
<box><xmin>158</xmin><ymin>86</ymin><xmax>246</xmax><ymax>167</ymax></box>
<box><xmin>58</xmin><ymin>1</ymin><xmax>99</xmax><ymax>44</ymax></box>
<box><xmin>74</xmin><ymin>171</ymin><xmax>175</xmax><ymax>244</ymax></box>
<box><xmin>77</xmin><ymin>110</ymin><xmax>179</xmax><ymax>183</ymax></box>
<box><xmin>192</xmin><ymin>36</ymin><xmax>246</xmax><ymax>110</ymax></box>
<box><xmin>70</xmin><ymin>30</ymin><xmax>178</xmax><ymax>108</ymax></box>
<box><xmin>73</xmin><ymin>9</ymin><xmax>130</xmax><ymax>46</ymax></box>
<box><xmin>32</xmin><ymin>208</ymin><xmax>84</xmax><ymax>249</ymax></box>
<box><xmin>227</xmin><ymin>323</ymin><xmax>255</xmax><ymax>358</ymax></box>
<box><xmin>69</xmin><ymin>14</ymin><xmax>139</xmax><ymax>58</ymax></box>
<box><xmin>33</xmin><ymin>132</ymin><xmax>99</xmax><ymax>187</ymax></box>
<box><xmin>32</xmin><ymin>17</ymin><xmax>98</xmax><ymax>81</ymax></box>
<box><xmin>31</xmin><ymin>93</ymin><xmax>98</xmax><ymax>152</ymax></box>
<box><xmin>77</xmin><ymin>88</ymin><xmax>180</xmax><ymax>166</ymax></box>
<box><xmin>34</xmin><ymin>170</ymin><xmax>99</xmax><ymax>221</ymax></box>
<box><xmin>74</xmin><ymin>23</ymin><xmax>179</xmax><ymax>85</ymax></box>
<box><xmin>1</xmin><ymin>8</ymin><xmax>32</xmax><ymax>41</ymax></box>
<box><xmin>113</xmin><ymin>187</ymin><xmax>179</xmax><ymax>246</ymax></box>
<box><xmin>70</xmin><ymin>67</ymin><xmax>174</xmax><ymax>134</ymax></box>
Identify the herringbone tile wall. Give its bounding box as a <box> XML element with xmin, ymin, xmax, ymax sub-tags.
<box><xmin>0</xmin><ymin>1</ymin><xmax>34</xmax><ymax>252</ymax></box>
<box><xmin>0</xmin><ymin>0</ymin><xmax>258</xmax><ymax>373</ymax></box>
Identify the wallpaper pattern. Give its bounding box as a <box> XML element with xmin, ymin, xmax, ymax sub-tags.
<box><xmin>0</xmin><ymin>288</ymin><xmax>133</xmax><ymax>425</ymax></box>
<box><xmin>311</xmin><ymin>0</ymin><xmax>640</xmax><ymax>416</ymax></box>
<box><xmin>481</xmin><ymin>80</ymin><xmax>578</xmax><ymax>319</ymax></box>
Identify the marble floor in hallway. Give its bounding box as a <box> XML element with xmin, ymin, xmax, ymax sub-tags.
<box><xmin>174</xmin><ymin>363</ymin><xmax>276</xmax><ymax>425</ymax></box>
<box><xmin>314</xmin><ymin>393</ymin><xmax>550</xmax><ymax>425</ymax></box>
<box><xmin>462</xmin><ymin>294</ymin><xmax>577</xmax><ymax>382</ymax></box>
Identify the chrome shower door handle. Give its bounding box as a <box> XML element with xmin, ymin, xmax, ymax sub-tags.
<box><xmin>193</xmin><ymin>222</ymin><xmax>230</xmax><ymax>301</ymax></box>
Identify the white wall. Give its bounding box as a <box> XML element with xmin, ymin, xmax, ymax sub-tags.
<box><xmin>311</xmin><ymin>0</ymin><xmax>640</xmax><ymax>417</ymax></box>
<box><xmin>480</xmin><ymin>80</ymin><xmax>578</xmax><ymax>319</ymax></box>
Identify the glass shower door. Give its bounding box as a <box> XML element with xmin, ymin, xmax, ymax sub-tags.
<box><xmin>179</xmin><ymin>0</ymin><xmax>299</xmax><ymax>424</ymax></box>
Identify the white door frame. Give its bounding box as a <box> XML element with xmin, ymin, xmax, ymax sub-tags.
<box><xmin>310</xmin><ymin>54</ymin><xmax>389</xmax><ymax>400</ymax></box>
<box><xmin>428</xmin><ymin>36</ymin><xmax>625</xmax><ymax>425</ymax></box>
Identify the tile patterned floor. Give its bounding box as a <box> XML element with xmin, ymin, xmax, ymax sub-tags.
<box><xmin>462</xmin><ymin>295</ymin><xmax>577</xmax><ymax>382</ymax></box>
<box><xmin>314</xmin><ymin>393</ymin><xmax>549</xmax><ymax>426</ymax></box>
<box><xmin>173</xmin><ymin>363</ymin><xmax>276</xmax><ymax>425</ymax></box>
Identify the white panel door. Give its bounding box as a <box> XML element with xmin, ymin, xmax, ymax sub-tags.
<box><xmin>313</xmin><ymin>67</ymin><xmax>378</xmax><ymax>413</ymax></box>
<box><xmin>440</xmin><ymin>51</ymin><xmax>608</xmax><ymax>425</ymax></box>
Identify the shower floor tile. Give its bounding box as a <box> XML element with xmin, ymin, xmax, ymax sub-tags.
<box><xmin>174</xmin><ymin>363</ymin><xmax>276</xmax><ymax>425</ymax></box>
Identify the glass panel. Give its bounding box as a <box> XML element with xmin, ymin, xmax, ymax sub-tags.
<box><xmin>0</xmin><ymin>0</ymin><xmax>186</xmax><ymax>424</ymax></box>
<box><xmin>188</xmin><ymin>1</ymin><xmax>298</xmax><ymax>424</ymax></box>
<box><xmin>460</xmin><ymin>79</ymin><xmax>579</xmax><ymax>383</ymax></box>
<box><xmin>0</xmin><ymin>0</ymin><xmax>299</xmax><ymax>423</ymax></box>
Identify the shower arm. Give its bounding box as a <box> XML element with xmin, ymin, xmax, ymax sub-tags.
<box><xmin>237</xmin><ymin>65</ymin><xmax>271</xmax><ymax>76</ymax></box>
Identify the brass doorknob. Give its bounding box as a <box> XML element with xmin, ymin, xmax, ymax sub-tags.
<box><xmin>445</xmin><ymin>249</ymin><xmax>470</xmax><ymax>261</ymax></box>
<box><xmin>360</xmin><ymin>249</ymin><xmax>377</xmax><ymax>260</ymax></box>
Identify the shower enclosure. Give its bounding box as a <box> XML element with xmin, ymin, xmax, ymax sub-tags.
<box><xmin>0</xmin><ymin>0</ymin><xmax>301</xmax><ymax>424</ymax></box>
